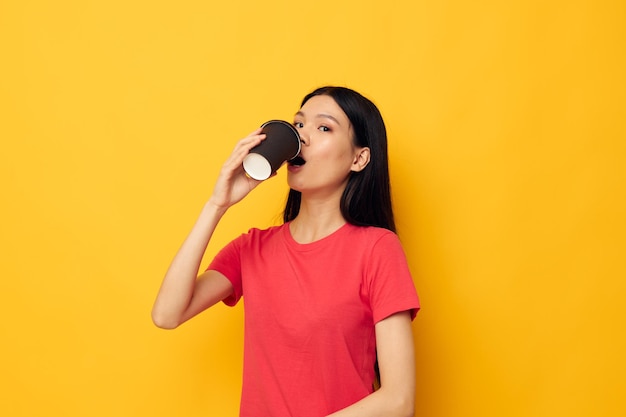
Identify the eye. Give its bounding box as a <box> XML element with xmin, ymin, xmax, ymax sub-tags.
<box><xmin>293</xmin><ymin>121</ymin><xmax>304</xmax><ymax>129</ymax></box>
<box><xmin>318</xmin><ymin>125</ymin><xmax>330</xmax><ymax>132</ymax></box>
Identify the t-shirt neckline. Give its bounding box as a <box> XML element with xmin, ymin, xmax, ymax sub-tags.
<box><xmin>283</xmin><ymin>221</ymin><xmax>352</xmax><ymax>252</ymax></box>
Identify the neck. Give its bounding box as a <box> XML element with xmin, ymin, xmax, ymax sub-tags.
<box><xmin>289</xmin><ymin>188</ymin><xmax>347</xmax><ymax>244</ymax></box>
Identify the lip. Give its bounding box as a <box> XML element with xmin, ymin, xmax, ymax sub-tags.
<box><xmin>287</xmin><ymin>163</ymin><xmax>303</xmax><ymax>173</ymax></box>
<box><xmin>287</xmin><ymin>153</ymin><xmax>306</xmax><ymax>169</ymax></box>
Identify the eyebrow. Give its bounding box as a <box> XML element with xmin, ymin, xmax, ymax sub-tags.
<box><xmin>294</xmin><ymin>111</ymin><xmax>342</xmax><ymax>126</ymax></box>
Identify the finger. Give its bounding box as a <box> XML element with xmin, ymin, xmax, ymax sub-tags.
<box><xmin>229</xmin><ymin>131</ymin><xmax>266</xmax><ymax>164</ymax></box>
<box><xmin>229</xmin><ymin>132</ymin><xmax>264</xmax><ymax>158</ymax></box>
<box><xmin>222</xmin><ymin>137</ymin><xmax>266</xmax><ymax>176</ymax></box>
<box><xmin>248</xmin><ymin>127</ymin><xmax>264</xmax><ymax>136</ymax></box>
<box><xmin>237</xmin><ymin>129</ymin><xmax>266</xmax><ymax>150</ymax></box>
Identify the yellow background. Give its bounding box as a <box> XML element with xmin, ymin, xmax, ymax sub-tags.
<box><xmin>1</xmin><ymin>1</ymin><xmax>624</xmax><ymax>416</ymax></box>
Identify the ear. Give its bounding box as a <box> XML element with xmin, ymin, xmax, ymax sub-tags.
<box><xmin>351</xmin><ymin>147</ymin><xmax>371</xmax><ymax>172</ymax></box>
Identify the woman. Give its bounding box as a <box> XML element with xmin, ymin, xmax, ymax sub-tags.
<box><xmin>152</xmin><ymin>86</ymin><xmax>420</xmax><ymax>417</ymax></box>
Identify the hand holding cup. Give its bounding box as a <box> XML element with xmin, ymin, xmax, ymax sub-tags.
<box><xmin>243</xmin><ymin>120</ymin><xmax>301</xmax><ymax>180</ymax></box>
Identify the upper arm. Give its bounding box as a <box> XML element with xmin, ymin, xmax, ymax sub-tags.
<box><xmin>374</xmin><ymin>311</ymin><xmax>416</xmax><ymax>412</ymax></box>
<box><xmin>178</xmin><ymin>269</ymin><xmax>234</xmax><ymax>325</ymax></box>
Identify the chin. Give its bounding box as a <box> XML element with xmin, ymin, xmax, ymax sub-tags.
<box><xmin>286</xmin><ymin>179</ymin><xmax>303</xmax><ymax>192</ymax></box>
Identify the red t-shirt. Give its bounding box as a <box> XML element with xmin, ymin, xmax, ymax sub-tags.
<box><xmin>208</xmin><ymin>222</ymin><xmax>420</xmax><ymax>417</ymax></box>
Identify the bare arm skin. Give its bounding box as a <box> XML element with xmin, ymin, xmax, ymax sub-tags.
<box><xmin>151</xmin><ymin>129</ymin><xmax>266</xmax><ymax>329</ymax></box>
<box><xmin>326</xmin><ymin>311</ymin><xmax>416</xmax><ymax>417</ymax></box>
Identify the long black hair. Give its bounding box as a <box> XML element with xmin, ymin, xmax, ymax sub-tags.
<box><xmin>283</xmin><ymin>86</ymin><xmax>396</xmax><ymax>233</ymax></box>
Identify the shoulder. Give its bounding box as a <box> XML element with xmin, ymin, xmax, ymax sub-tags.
<box><xmin>343</xmin><ymin>224</ymin><xmax>402</xmax><ymax>249</ymax></box>
<box><xmin>235</xmin><ymin>224</ymin><xmax>286</xmax><ymax>246</ymax></box>
<box><xmin>214</xmin><ymin>224</ymin><xmax>286</xmax><ymax>262</ymax></box>
<box><xmin>342</xmin><ymin>225</ymin><xmax>409</xmax><ymax>270</ymax></box>
<box><xmin>244</xmin><ymin>223</ymin><xmax>285</xmax><ymax>237</ymax></box>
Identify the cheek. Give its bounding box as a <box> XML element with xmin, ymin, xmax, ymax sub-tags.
<box><xmin>315</xmin><ymin>138</ymin><xmax>355</xmax><ymax>164</ymax></box>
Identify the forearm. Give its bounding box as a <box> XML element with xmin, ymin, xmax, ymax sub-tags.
<box><xmin>326</xmin><ymin>387</ymin><xmax>414</xmax><ymax>417</ymax></box>
<box><xmin>151</xmin><ymin>201</ymin><xmax>226</xmax><ymax>328</ymax></box>
<box><xmin>328</xmin><ymin>312</ymin><xmax>416</xmax><ymax>417</ymax></box>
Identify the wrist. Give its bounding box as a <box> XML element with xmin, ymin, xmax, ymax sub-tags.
<box><xmin>204</xmin><ymin>198</ymin><xmax>229</xmax><ymax>218</ymax></box>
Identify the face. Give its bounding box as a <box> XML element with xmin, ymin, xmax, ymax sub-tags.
<box><xmin>287</xmin><ymin>94</ymin><xmax>370</xmax><ymax>196</ymax></box>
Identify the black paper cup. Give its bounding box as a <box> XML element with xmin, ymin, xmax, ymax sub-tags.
<box><xmin>243</xmin><ymin>120</ymin><xmax>301</xmax><ymax>180</ymax></box>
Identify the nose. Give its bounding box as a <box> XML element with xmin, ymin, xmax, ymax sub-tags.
<box><xmin>296</xmin><ymin>127</ymin><xmax>310</xmax><ymax>146</ymax></box>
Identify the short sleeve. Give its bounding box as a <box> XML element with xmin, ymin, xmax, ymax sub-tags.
<box><xmin>366</xmin><ymin>232</ymin><xmax>420</xmax><ymax>323</ymax></box>
<box><xmin>207</xmin><ymin>235</ymin><xmax>244</xmax><ymax>306</ymax></box>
